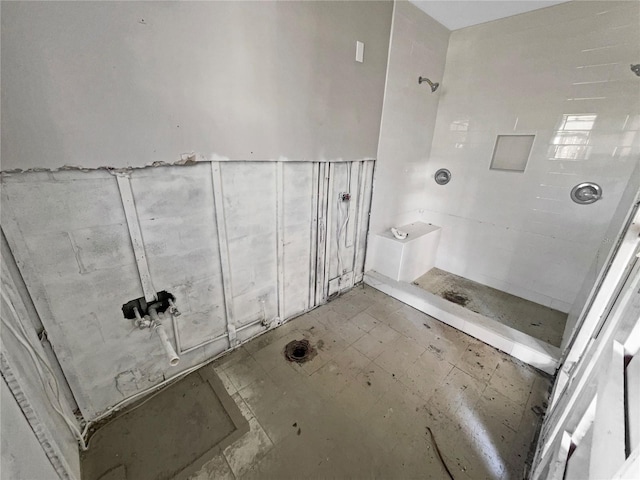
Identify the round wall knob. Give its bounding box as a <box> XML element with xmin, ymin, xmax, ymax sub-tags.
<box><xmin>434</xmin><ymin>169</ymin><xmax>451</xmax><ymax>185</ymax></box>
<box><xmin>571</xmin><ymin>182</ymin><xmax>602</xmax><ymax>204</ymax></box>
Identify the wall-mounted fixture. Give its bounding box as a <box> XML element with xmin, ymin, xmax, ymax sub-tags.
<box><xmin>123</xmin><ymin>291</ymin><xmax>181</xmax><ymax>366</ymax></box>
<box><xmin>122</xmin><ymin>290</ymin><xmax>177</xmax><ymax>320</ymax></box>
<box><xmin>571</xmin><ymin>182</ymin><xmax>602</xmax><ymax>205</ymax></box>
<box><xmin>418</xmin><ymin>76</ymin><xmax>440</xmax><ymax>92</ymax></box>
<box><xmin>434</xmin><ymin>168</ymin><xmax>451</xmax><ymax>185</ymax></box>
<box><xmin>631</xmin><ymin>64</ymin><xmax>640</xmax><ymax>77</ymax></box>
<box><xmin>355</xmin><ymin>41</ymin><xmax>365</xmax><ymax>63</ymax></box>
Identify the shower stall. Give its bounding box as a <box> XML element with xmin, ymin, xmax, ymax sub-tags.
<box><xmin>365</xmin><ymin>0</ymin><xmax>640</xmax><ymax>374</ymax></box>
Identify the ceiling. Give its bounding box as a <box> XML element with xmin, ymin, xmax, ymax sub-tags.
<box><xmin>409</xmin><ymin>1</ymin><xmax>570</xmax><ymax>31</ymax></box>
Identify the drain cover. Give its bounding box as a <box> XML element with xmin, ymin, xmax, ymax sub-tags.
<box><xmin>284</xmin><ymin>339</ymin><xmax>317</xmax><ymax>363</ymax></box>
<box><xmin>442</xmin><ymin>290</ymin><xmax>469</xmax><ymax>306</ymax></box>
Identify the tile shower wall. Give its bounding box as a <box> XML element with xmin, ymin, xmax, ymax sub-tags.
<box><xmin>561</xmin><ymin>163</ymin><xmax>639</xmax><ymax>349</ymax></box>
<box><xmin>424</xmin><ymin>1</ymin><xmax>640</xmax><ymax>312</ymax></box>
<box><xmin>367</xmin><ymin>0</ymin><xmax>450</xmax><ymax>237</ymax></box>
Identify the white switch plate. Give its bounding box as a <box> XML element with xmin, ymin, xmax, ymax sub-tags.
<box><xmin>355</xmin><ymin>41</ymin><xmax>364</xmax><ymax>63</ymax></box>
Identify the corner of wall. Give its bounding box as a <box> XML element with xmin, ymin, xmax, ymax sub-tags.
<box><xmin>368</xmin><ymin>0</ymin><xmax>450</xmax><ymax>237</ymax></box>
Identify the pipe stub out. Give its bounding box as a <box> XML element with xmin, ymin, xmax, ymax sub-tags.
<box><xmin>155</xmin><ymin>323</ymin><xmax>180</xmax><ymax>366</ymax></box>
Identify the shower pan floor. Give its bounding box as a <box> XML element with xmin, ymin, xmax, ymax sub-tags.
<box><xmin>413</xmin><ymin>268</ymin><xmax>567</xmax><ymax>347</ymax></box>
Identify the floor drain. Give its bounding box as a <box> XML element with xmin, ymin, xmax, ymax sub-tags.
<box><xmin>284</xmin><ymin>339</ymin><xmax>317</xmax><ymax>363</ymax></box>
<box><xmin>442</xmin><ymin>290</ymin><xmax>469</xmax><ymax>306</ymax></box>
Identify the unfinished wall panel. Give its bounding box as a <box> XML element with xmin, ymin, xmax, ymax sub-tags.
<box><xmin>129</xmin><ymin>164</ymin><xmax>227</xmax><ymax>353</ymax></box>
<box><xmin>1</xmin><ymin>171</ymin><xmax>146</xmax><ymax>417</ymax></box>
<box><xmin>353</xmin><ymin>161</ymin><xmax>375</xmax><ymax>284</ymax></box>
<box><xmin>326</xmin><ymin>161</ymin><xmax>375</xmax><ymax>296</ymax></box>
<box><xmin>1</xmin><ymin>233</ymin><xmax>81</xmax><ymax>479</ymax></box>
<box><xmin>221</xmin><ymin>162</ymin><xmax>279</xmax><ymax>329</ymax></box>
<box><xmin>282</xmin><ymin>162</ymin><xmax>315</xmax><ymax>319</ymax></box>
<box><xmin>1</xmin><ymin>160</ymin><xmax>374</xmax><ymax>421</ymax></box>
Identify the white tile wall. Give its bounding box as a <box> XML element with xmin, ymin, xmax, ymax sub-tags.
<box><xmin>367</xmin><ymin>1</ymin><xmax>450</xmax><ymax>240</ymax></box>
<box><xmin>423</xmin><ymin>0</ymin><xmax>640</xmax><ymax>311</ymax></box>
<box><xmin>561</xmin><ymin>162</ymin><xmax>640</xmax><ymax>349</ymax></box>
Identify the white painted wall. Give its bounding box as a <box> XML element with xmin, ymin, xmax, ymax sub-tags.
<box><xmin>422</xmin><ymin>1</ymin><xmax>640</xmax><ymax>312</ymax></box>
<box><xmin>409</xmin><ymin>0</ymin><xmax>569</xmax><ymax>31</ymax></box>
<box><xmin>0</xmin><ymin>1</ymin><xmax>392</xmax><ymax>170</ymax></box>
<box><xmin>368</xmin><ymin>0</ymin><xmax>450</xmax><ymax>240</ymax></box>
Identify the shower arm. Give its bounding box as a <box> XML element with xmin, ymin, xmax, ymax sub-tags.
<box><xmin>418</xmin><ymin>76</ymin><xmax>440</xmax><ymax>92</ymax></box>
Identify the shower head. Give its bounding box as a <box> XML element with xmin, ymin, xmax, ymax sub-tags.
<box><xmin>418</xmin><ymin>76</ymin><xmax>439</xmax><ymax>92</ymax></box>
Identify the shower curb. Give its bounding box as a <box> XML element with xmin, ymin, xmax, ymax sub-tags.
<box><xmin>364</xmin><ymin>270</ymin><xmax>560</xmax><ymax>374</ymax></box>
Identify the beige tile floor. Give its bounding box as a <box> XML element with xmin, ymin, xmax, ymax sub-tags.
<box><xmin>189</xmin><ymin>285</ymin><xmax>551</xmax><ymax>480</ymax></box>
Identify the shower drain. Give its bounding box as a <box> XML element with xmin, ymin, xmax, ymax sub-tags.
<box><xmin>442</xmin><ymin>290</ymin><xmax>469</xmax><ymax>307</ymax></box>
<box><xmin>284</xmin><ymin>339</ymin><xmax>317</xmax><ymax>363</ymax></box>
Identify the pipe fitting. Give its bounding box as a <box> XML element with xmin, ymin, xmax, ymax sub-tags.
<box><xmin>168</xmin><ymin>298</ymin><xmax>181</xmax><ymax>317</ymax></box>
<box><xmin>154</xmin><ymin>323</ymin><xmax>180</xmax><ymax>367</ymax></box>
<box><xmin>147</xmin><ymin>305</ymin><xmax>180</xmax><ymax>366</ymax></box>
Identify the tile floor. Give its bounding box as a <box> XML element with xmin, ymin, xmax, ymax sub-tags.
<box><xmin>414</xmin><ymin>268</ymin><xmax>567</xmax><ymax>347</ymax></box>
<box><xmin>189</xmin><ymin>285</ymin><xmax>551</xmax><ymax>480</ymax></box>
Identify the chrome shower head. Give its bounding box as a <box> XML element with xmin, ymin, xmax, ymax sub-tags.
<box><xmin>418</xmin><ymin>76</ymin><xmax>439</xmax><ymax>92</ymax></box>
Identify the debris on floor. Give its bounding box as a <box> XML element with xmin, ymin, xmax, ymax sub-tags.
<box><xmin>148</xmin><ymin>285</ymin><xmax>550</xmax><ymax>479</ymax></box>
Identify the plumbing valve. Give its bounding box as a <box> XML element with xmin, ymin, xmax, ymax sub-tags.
<box><xmin>125</xmin><ymin>295</ymin><xmax>180</xmax><ymax>367</ymax></box>
<box><xmin>133</xmin><ymin>307</ymin><xmax>152</xmax><ymax>329</ymax></box>
<box><xmin>147</xmin><ymin>303</ymin><xmax>180</xmax><ymax>366</ymax></box>
<box><xmin>168</xmin><ymin>298</ymin><xmax>181</xmax><ymax>317</ymax></box>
